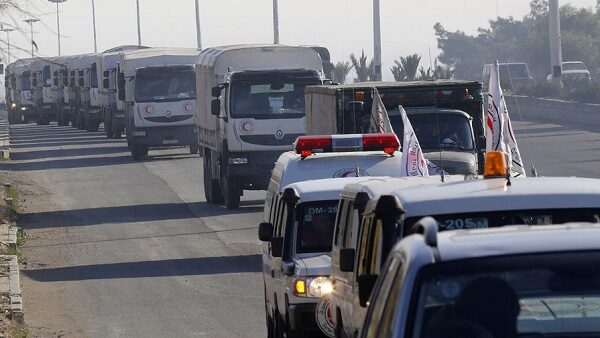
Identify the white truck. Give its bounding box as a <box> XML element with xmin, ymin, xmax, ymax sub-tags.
<box><xmin>50</xmin><ymin>56</ymin><xmax>71</xmax><ymax>126</ymax></box>
<box><xmin>30</xmin><ymin>58</ymin><xmax>54</xmax><ymax>125</ymax></box>
<box><xmin>118</xmin><ymin>48</ymin><xmax>201</xmax><ymax>160</ymax></box>
<box><xmin>67</xmin><ymin>56</ymin><xmax>84</xmax><ymax>129</ymax></box>
<box><xmin>98</xmin><ymin>46</ymin><xmax>147</xmax><ymax>139</ymax></box>
<box><xmin>76</xmin><ymin>54</ymin><xmax>102</xmax><ymax>131</ymax></box>
<box><xmin>12</xmin><ymin>59</ymin><xmax>36</xmax><ymax>124</ymax></box>
<box><xmin>196</xmin><ymin>45</ymin><xmax>324</xmax><ymax>209</ymax></box>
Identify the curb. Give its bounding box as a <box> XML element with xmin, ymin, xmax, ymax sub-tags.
<box><xmin>0</xmin><ymin>119</ymin><xmax>8</xmax><ymax>160</ymax></box>
<box><xmin>8</xmin><ymin>255</ymin><xmax>23</xmax><ymax>323</ymax></box>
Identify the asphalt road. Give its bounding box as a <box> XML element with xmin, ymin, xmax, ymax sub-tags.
<box><xmin>2</xmin><ymin>108</ymin><xmax>599</xmax><ymax>337</ymax></box>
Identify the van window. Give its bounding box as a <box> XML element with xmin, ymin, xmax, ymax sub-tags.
<box><xmin>357</xmin><ymin>215</ymin><xmax>373</xmax><ymax>277</ymax></box>
<box><xmin>343</xmin><ymin>209</ymin><xmax>358</xmax><ymax>249</ymax></box>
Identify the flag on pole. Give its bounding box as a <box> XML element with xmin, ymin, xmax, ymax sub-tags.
<box><xmin>371</xmin><ymin>88</ymin><xmax>394</xmax><ymax>133</ymax></box>
<box><xmin>399</xmin><ymin>106</ymin><xmax>429</xmax><ymax>177</ymax></box>
<box><xmin>486</xmin><ymin>61</ymin><xmax>526</xmax><ymax>177</ymax></box>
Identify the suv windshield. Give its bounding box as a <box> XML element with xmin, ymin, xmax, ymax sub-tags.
<box><xmin>296</xmin><ymin>201</ymin><xmax>338</xmax><ymax>254</ymax></box>
<box><xmin>408</xmin><ymin>251</ymin><xmax>600</xmax><ymax>338</ymax></box>
<box><xmin>563</xmin><ymin>62</ymin><xmax>586</xmax><ymax>71</ymax></box>
<box><xmin>230</xmin><ymin>70</ymin><xmax>321</xmax><ymax>119</ymax></box>
<box><xmin>499</xmin><ymin>63</ymin><xmax>530</xmax><ymax>79</ymax></box>
<box><xmin>135</xmin><ymin>67</ymin><xmax>196</xmax><ymax>102</ymax></box>
<box><xmin>389</xmin><ymin>112</ymin><xmax>475</xmax><ymax>151</ymax></box>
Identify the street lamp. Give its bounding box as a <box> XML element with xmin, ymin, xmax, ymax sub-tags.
<box><xmin>0</xmin><ymin>27</ymin><xmax>15</xmax><ymax>64</ymax></box>
<box><xmin>135</xmin><ymin>0</ymin><xmax>141</xmax><ymax>46</ymax></box>
<box><xmin>91</xmin><ymin>0</ymin><xmax>98</xmax><ymax>52</ymax></box>
<box><xmin>195</xmin><ymin>0</ymin><xmax>202</xmax><ymax>50</ymax></box>
<box><xmin>48</xmin><ymin>0</ymin><xmax>66</xmax><ymax>56</ymax></box>
<box><xmin>23</xmin><ymin>18</ymin><xmax>40</xmax><ymax>58</ymax></box>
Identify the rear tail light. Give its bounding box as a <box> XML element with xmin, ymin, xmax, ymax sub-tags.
<box><xmin>294</xmin><ymin>133</ymin><xmax>400</xmax><ymax>159</ymax></box>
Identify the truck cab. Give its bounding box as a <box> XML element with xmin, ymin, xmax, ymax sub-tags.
<box><xmin>76</xmin><ymin>54</ymin><xmax>102</xmax><ymax>131</ymax></box>
<box><xmin>305</xmin><ymin>81</ymin><xmax>485</xmax><ymax>174</ymax></box>
<box><xmin>14</xmin><ymin>61</ymin><xmax>35</xmax><ymax>124</ymax></box>
<box><xmin>119</xmin><ymin>48</ymin><xmax>201</xmax><ymax>160</ymax></box>
<box><xmin>197</xmin><ymin>45</ymin><xmax>325</xmax><ymax>209</ymax></box>
<box><xmin>50</xmin><ymin>56</ymin><xmax>70</xmax><ymax>126</ymax></box>
<box><xmin>30</xmin><ymin>59</ymin><xmax>54</xmax><ymax>125</ymax></box>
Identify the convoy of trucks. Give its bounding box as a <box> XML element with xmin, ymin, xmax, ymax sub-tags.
<box><xmin>5</xmin><ymin>44</ymin><xmax>488</xmax><ymax>209</ymax></box>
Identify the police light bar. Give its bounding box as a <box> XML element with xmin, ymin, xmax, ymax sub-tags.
<box><xmin>294</xmin><ymin>133</ymin><xmax>400</xmax><ymax>159</ymax></box>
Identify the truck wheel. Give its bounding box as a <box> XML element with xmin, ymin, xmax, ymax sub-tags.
<box><xmin>105</xmin><ymin>120</ymin><xmax>113</xmax><ymax>138</ymax></box>
<box><xmin>132</xmin><ymin>145</ymin><xmax>148</xmax><ymax>161</ymax></box>
<box><xmin>203</xmin><ymin>151</ymin><xmax>222</xmax><ymax>204</ymax></box>
<box><xmin>222</xmin><ymin>174</ymin><xmax>241</xmax><ymax>210</ymax></box>
<box><xmin>189</xmin><ymin>144</ymin><xmax>199</xmax><ymax>155</ymax></box>
<box><xmin>86</xmin><ymin>119</ymin><xmax>99</xmax><ymax>132</ymax></box>
<box><xmin>113</xmin><ymin>128</ymin><xmax>122</xmax><ymax>139</ymax></box>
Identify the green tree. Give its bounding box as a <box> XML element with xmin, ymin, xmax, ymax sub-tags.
<box><xmin>391</xmin><ymin>54</ymin><xmax>421</xmax><ymax>81</ymax></box>
<box><xmin>332</xmin><ymin>61</ymin><xmax>352</xmax><ymax>84</ymax></box>
<box><xmin>349</xmin><ymin>50</ymin><xmax>375</xmax><ymax>82</ymax></box>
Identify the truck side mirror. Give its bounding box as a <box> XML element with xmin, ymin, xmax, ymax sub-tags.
<box><xmin>103</xmin><ymin>70</ymin><xmax>109</xmax><ymax>78</ymax></box>
<box><xmin>78</xmin><ymin>70</ymin><xmax>84</xmax><ymax>76</ymax></box>
<box><xmin>357</xmin><ymin>274</ymin><xmax>379</xmax><ymax>307</ymax></box>
<box><xmin>211</xmin><ymin>99</ymin><xmax>221</xmax><ymax>116</ymax></box>
<box><xmin>63</xmin><ymin>78</ymin><xmax>69</xmax><ymax>86</ymax></box>
<box><xmin>53</xmin><ymin>78</ymin><xmax>58</xmax><ymax>86</ymax></box>
<box><xmin>339</xmin><ymin>248</ymin><xmax>355</xmax><ymax>272</ymax></box>
<box><xmin>78</xmin><ymin>78</ymin><xmax>84</xmax><ymax>87</ymax></box>
<box><xmin>211</xmin><ymin>86</ymin><xmax>222</xmax><ymax>98</ymax></box>
<box><xmin>258</xmin><ymin>222</ymin><xmax>274</xmax><ymax>242</ymax></box>
<box><xmin>103</xmin><ymin>78</ymin><xmax>109</xmax><ymax>89</ymax></box>
<box><xmin>270</xmin><ymin>237</ymin><xmax>283</xmax><ymax>258</ymax></box>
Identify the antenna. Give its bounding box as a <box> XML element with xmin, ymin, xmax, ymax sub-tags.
<box><xmin>433</xmin><ymin>86</ymin><xmax>445</xmax><ymax>181</ymax></box>
<box><xmin>355</xmin><ymin>164</ymin><xmax>361</xmax><ymax>177</ymax></box>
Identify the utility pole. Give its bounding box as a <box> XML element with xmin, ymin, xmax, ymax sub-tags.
<box><xmin>136</xmin><ymin>0</ymin><xmax>142</xmax><ymax>46</ymax></box>
<box><xmin>24</xmin><ymin>19</ymin><xmax>40</xmax><ymax>58</ymax></box>
<box><xmin>0</xmin><ymin>27</ymin><xmax>15</xmax><ymax>63</ymax></box>
<box><xmin>373</xmin><ymin>0</ymin><xmax>382</xmax><ymax>81</ymax></box>
<box><xmin>549</xmin><ymin>0</ymin><xmax>563</xmax><ymax>86</ymax></box>
<box><xmin>92</xmin><ymin>0</ymin><xmax>98</xmax><ymax>52</ymax></box>
<box><xmin>48</xmin><ymin>0</ymin><xmax>66</xmax><ymax>56</ymax></box>
<box><xmin>273</xmin><ymin>0</ymin><xmax>279</xmax><ymax>44</ymax></box>
<box><xmin>195</xmin><ymin>0</ymin><xmax>202</xmax><ymax>50</ymax></box>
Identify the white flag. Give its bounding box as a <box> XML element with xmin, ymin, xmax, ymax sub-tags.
<box><xmin>486</xmin><ymin>62</ymin><xmax>526</xmax><ymax>177</ymax></box>
<box><xmin>371</xmin><ymin>88</ymin><xmax>394</xmax><ymax>133</ymax></box>
<box><xmin>399</xmin><ymin>106</ymin><xmax>429</xmax><ymax>177</ymax></box>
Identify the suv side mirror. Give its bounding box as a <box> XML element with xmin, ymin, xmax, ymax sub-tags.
<box><xmin>211</xmin><ymin>99</ymin><xmax>221</xmax><ymax>116</ymax></box>
<box><xmin>103</xmin><ymin>78</ymin><xmax>109</xmax><ymax>89</ymax></box>
<box><xmin>271</xmin><ymin>237</ymin><xmax>283</xmax><ymax>258</ymax></box>
<box><xmin>357</xmin><ymin>274</ymin><xmax>379</xmax><ymax>307</ymax></box>
<box><xmin>258</xmin><ymin>222</ymin><xmax>274</xmax><ymax>242</ymax></box>
<box><xmin>339</xmin><ymin>248</ymin><xmax>355</xmax><ymax>272</ymax></box>
<box><xmin>211</xmin><ymin>86</ymin><xmax>222</xmax><ymax>98</ymax></box>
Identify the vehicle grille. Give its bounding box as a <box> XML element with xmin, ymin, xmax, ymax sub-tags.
<box><xmin>144</xmin><ymin>115</ymin><xmax>194</xmax><ymax>123</ymax></box>
<box><xmin>240</xmin><ymin>134</ymin><xmax>303</xmax><ymax>146</ymax></box>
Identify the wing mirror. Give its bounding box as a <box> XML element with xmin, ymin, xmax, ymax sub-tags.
<box><xmin>211</xmin><ymin>86</ymin><xmax>221</xmax><ymax>98</ymax></box>
<box><xmin>339</xmin><ymin>248</ymin><xmax>355</xmax><ymax>272</ymax></box>
<box><xmin>357</xmin><ymin>274</ymin><xmax>379</xmax><ymax>307</ymax></box>
<box><xmin>270</xmin><ymin>237</ymin><xmax>283</xmax><ymax>258</ymax></box>
<box><xmin>103</xmin><ymin>78</ymin><xmax>109</xmax><ymax>89</ymax></box>
<box><xmin>103</xmin><ymin>70</ymin><xmax>109</xmax><ymax>78</ymax></box>
<box><xmin>258</xmin><ymin>222</ymin><xmax>274</xmax><ymax>242</ymax></box>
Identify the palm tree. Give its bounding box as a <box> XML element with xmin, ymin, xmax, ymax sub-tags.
<box><xmin>350</xmin><ymin>50</ymin><xmax>375</xmax><ymax>82</ymax></box>
<box><xmin>391</xmin><ymin>54</ymin><xmax>422</xmax><ymax>81</ymax></box>
<box><xmin>332</xmin><ymin>61</ymin><xmax>352</xmax><ymax>84</ymax></box>
<box><xmin>417</xmin><ymin>59</ymin><xmax>455</xmax><ymax>80</ymax></box>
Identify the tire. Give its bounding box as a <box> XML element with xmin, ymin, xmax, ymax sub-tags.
<box><xmin>203</xmin><ymin>151</ymin><xmax>222</xmax><ymax>204</ymax></box>
<box><xmin>23</xmin><ymin>115</ymin><xmax>29</xmax><ymax>124</ymax></box>
<box><xmin>266</xmin><ymin>312</ymin><xmax>275</xmax><ymax>338</ymax></box>
<box><xmin>104</xmin><ymin>119</ymin><xmax>113</xmax><ymax>138</ymax></box>
<box><xmin>222</xmin><ymin>172</ymin><xmax>241</xmax><ymax>210</ymax></box>
<box><xmin>190</xmin><ymin>144</ymin><xmax>199</xmax><ymax>154</ymax></box>
<box><xmin>131</xmin><ymin>144</ymin><xmax>148</xmax><ymax>161</ymax></box>
<box><xmin>274</xmin><ymin>311</ymin><xmax>285</xmax><ymax>338</ymax></box>
<box><xmin>86</xmin><ymin>119</ymin><xmax>99</xmax><ymax>132</ymax></box>
<box><xmin>335</xmin><ymin>311</ymin><xmax>347</xmax><ymax>338</ymax></box>
<box><xmin>113</xmin><ymin>128</ymin><xmax>122</xmax><ymax>139</ymax></box>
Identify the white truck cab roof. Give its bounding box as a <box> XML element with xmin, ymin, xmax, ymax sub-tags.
<box><xmin>284</xmin><ymin>176</ymin><xmax>378</xmax><ymax>205</ymax></box>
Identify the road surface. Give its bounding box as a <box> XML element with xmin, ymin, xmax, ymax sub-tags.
<box><xmin>1</xmin><ymin>109</ymin><xmax>599</xmax><ymax>337</ymax></box>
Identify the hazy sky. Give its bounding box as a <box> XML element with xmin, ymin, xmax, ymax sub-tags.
<box><xmin>5</xmin><ymin>0</ymin><xmax>597</xmax><ymax>80</ymax></box>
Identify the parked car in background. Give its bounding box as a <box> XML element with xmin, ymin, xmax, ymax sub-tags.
<box><xmin>546</xmin><ymin>61</ymin><xmax>591</xmax><ymax>86</ymax></box>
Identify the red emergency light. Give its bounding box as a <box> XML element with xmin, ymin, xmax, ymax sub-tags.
<box><xmin>294</xmin><ymin>133</ymin><xmax>400</xmax><ymax>159</ymax></box>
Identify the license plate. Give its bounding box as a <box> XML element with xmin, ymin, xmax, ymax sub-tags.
<box><xmin>162</xmin><ymin>139</ymin><xmax>179</xmax><ymax>145</ymax></box>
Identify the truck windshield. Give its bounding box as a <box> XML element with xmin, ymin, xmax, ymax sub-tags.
<box><xmin>296</xmin><ymin>200</ymin><xmax>338</xmax><ymax>254</ymax></box>
<box><xmin>43</xmin><ymin>66</ymin><xmax>51</xmax><ymax>87</ymax></box>
<box><xmin>389</xmin><ymin>112</ymin><xmax>475</xmax><ymax>151</ymax></box>
<box><xmin>408</xmin><ymin>251</ymin><xmax>600</xmax><ymax>338</ymax></box>
<box><xmin>135</xmin><ymin>68</ymin><xmax>195</xmax><ymax>103</ymax></box>
<box><xmin>21</xmin><ymin>72</ymin><xmax>31</xmax><ymax>90</ymax></box>
<box><xmin>230</xmin><ymin>70</ymin><xmax>321</xmax><ymax>119</ymax></box>
<box><xmin>563</xmin><ymin>62</ymin><xmax>586</xmax><ymax>71</ymax></box>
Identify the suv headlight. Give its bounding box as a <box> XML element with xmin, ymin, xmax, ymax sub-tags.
<box><xmin>293</xmin><ymin>276</ymin><xmax>333</xmax><ymax>298</ymax></box>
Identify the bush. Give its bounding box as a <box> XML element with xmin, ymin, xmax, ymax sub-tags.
<box><xmin>526</xmin><ymin>82</ymin><xmax>563</xmax><ymax>98</ymax></box>
<box><xmin>566</xmin><ymin>80</ymin><xmax>600</xmax><ymax>104</ymax></box>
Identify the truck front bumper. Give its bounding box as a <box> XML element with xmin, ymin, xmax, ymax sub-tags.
<box><xmin>224</xmin><ymin>151</ymin><xmax>282</xmax><ymax>190</ymax></box>
<box><xmin>131</xmin><ymin>124</ymin><xmax>198</xmax><ymax>148</ymax></box>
